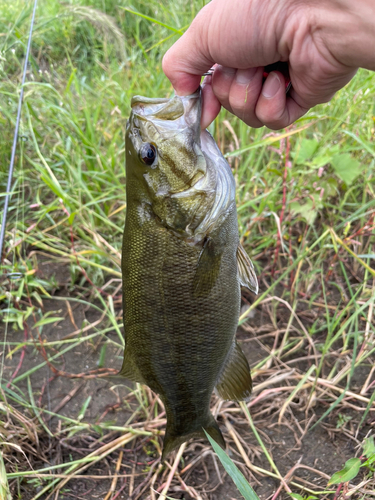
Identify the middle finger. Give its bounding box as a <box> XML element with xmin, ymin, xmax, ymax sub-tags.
<box><xmin>212</xmin><ymin>65</ymin><xmax>264</xmax><ymax>128</ymax></box>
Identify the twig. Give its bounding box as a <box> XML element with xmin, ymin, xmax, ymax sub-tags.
<box><xmin>32</xmin><ymin>433</ymin><xmax>137</xmax><ymax>500</ymax></box>
<box><xmin>240</xmin><ymin>402</ymin><xmax>292</xmax><ymax>494</ymax></box>
<box><xmin>128</xmin><ymin>459</ymin><xmax>161</xmax><ymax>500</ymax></box>
<box><xmin>158</xmin><ymin>443</ymin><xmax>186</xmax><ymax>500</ymax></box>
<box><xmin>271</xmin><ymin>456</ymin><xmax>303</xmax><ymax>500</ymax></box>
<box><xmin>224</xmin><ymin>417</ymin><xmax>262</xmax><ymax>479</ymax></box>
<box><xmin>333</xmin><ymin>483</ymin><xmax>343</xmax><ymax>500</ymax></box>
<box><xmin>6</xmin><ymin>319</ymin><xmax>28</xmax><ymax>387</ymax></box>
<box><xmin>103</xmin><ymin>450</ymin><xmax>123</xmax><ymax>500</ymax></box>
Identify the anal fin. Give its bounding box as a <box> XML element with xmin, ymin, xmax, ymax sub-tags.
<box><xmin>237</xmin><ymin>243</ymin><xmax>258</xmax><ymax>294</ymax></box>
<box><xmin>215</xmin><ymin>342</ymin><xmax>252</xmax><ymax>402</ymax></box>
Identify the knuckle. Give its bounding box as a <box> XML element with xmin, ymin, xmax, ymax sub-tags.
<box><xmin>212</xmin><ymin>85</ymin><xmax>230</xmax><ymax>104</ymax></box>
<box><xmin>256</xmin><ymin>103</ymin><xmax>288</xmax><ymax>130</ymax></box>
<box><xmin>265</xmin><ymin>120</ymin><xmax>289</xmax><ymax>130</ymax></box>
<box><xmin>244</xmin><ymin>118</ymin><xmax>263</xmax><ymax>128</ymax></box>
<box><xmin>257</xmin><ymin>112</ymin><xmax>289</xmax><ymax>130</ymax></box>
<box><xmin>228</xmin><ymin>89</ymin><xmax>254</xmax><ymax>116</ymax></box>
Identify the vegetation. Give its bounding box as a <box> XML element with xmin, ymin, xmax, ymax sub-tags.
<box><xmin>0</xmin><ymin>0</ymin><xmax>374</xmax><ymax>499</ymax></box>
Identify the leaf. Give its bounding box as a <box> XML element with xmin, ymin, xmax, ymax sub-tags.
<box><xmin>288</xmin><ymin>492</ymin><xmax>318</xmax><ymax>500</ymax></box>
<box><xmin>363</xmin><ymin>436</ymin><xmax>375</xmax><ymax>458</ymax></box>
<box><xmin>78</xmin><ymin>396</ymin><xmax>92</xmax><ymax>421</ymax></box>
<box><xmin>362</xmin><ymin>454</ymin><xmax>375</xmax><ymax>468</ymax></box>
<box><xmin>205</xmin><ymin>432</ymin><xmax>260</xmax><ymax>500</ymax></box>
<box><xmin>33</xmin><ymin>317</ymin><xmax>64</xmax><ymax>328</ymax></box>
<box><xmin>292</xmin><ymin>138</ymin><xmax>319</xmax><ymax>165</ymax></box>
<box><xmin>91</xmin><ymin>425</ymin><xmax>104</xmax><ymax>436</ymax></box>
<box><xmin>0</xmin><ymin>450</ymin><xmax>15</xmax><ymax>500</ymax></box>
<box><xmin>330</xmin><ymin>153</ymin><xmax>362</xmax><ymax>185</ymax></box>
<box><xmin>311</xmin><ymin>154</ymin><xmax>331</xmax><ymax>169</ymax></box>
<box><xmin>290</xmin><ymin>196</ymin><xmax>323</xmax><ymax>225</ymax></box>
<box><xmin>68</xmin><ymin>211</ymin><xmax>76</xmax><ymax>225</ymax></box>
<box><xmin>328</xmin><ymin>458</ymin><xmax>361</xmax><ymax>485</ymax></box>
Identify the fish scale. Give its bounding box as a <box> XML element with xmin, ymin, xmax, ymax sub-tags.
<box><xmin>118</xmin><ymin>88</ymin><xmax>258</xmax><ymax>458</ymax></box>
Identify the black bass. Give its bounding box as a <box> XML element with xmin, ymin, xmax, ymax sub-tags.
<box><xmin>120</xmin><ymin>88</ymin><xmax>258</xmax><ymax>459</ymax></box>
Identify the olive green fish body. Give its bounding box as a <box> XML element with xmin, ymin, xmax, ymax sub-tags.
<box><xmin>121</xmin><ymin>90</ymin><xmax>258</xmax><ymax>457</ymax></box>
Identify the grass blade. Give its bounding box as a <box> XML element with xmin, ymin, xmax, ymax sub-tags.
<box><xmin>121</xmin><ymin>8</ymin><xmax>184</xmax><ymax>34</ymax></box>
<box><xmin>204</xmin><ymin>431</ymin><xmax>260</xmax><ymax>500</ymax></box>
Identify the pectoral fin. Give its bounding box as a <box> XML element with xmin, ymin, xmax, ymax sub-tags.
<box><xmin>215</xmin><ymin>342</ymin><xmax>252</xmax><ymax>402</ymax></box>
<box><xmin>237</xmin><ymin>243</ymin><xmax>258</xmax><ymax>294</ymax></box>
<box><xmin>193</xmin><ymin>237</ymin><xmax>222</xmax><ymax>297</ymax></box>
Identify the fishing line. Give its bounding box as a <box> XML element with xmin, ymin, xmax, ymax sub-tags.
<box><xmin>0</xmin><ymin>4</ymin><xmax>59</xmax><ymax>483</ymax></box>
<box><xmin>0</xmin><ymin>0</ymin><xmax>38</xmax><ymax>261</ymax></box>
<box><xmin>0</xmin><ymin>0</ymin><xmax>38</xmax><ymax>392</ymax></box>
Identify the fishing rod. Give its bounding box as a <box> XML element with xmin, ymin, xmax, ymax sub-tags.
<box><xmin>0</xmin><ymin>0</ymin><xmax>38</xmax><ymax>266</ymax></box>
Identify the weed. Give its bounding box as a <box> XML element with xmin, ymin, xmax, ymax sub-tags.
<box><xmin>1</xmin><ymin>0</ymin><xmax>375</xmax><ymax>499</ymax></box>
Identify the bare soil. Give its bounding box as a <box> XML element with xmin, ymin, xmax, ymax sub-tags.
<box><xmin>1</xmin><ymin>256</ymin><xmax>374</xmax><ymax>500</ymax></box>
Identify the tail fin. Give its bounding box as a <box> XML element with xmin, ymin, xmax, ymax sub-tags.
<box><xmin>161</xmin><ymin>413</ymin><xmax>225</xmax><ymax>461</ymax></box>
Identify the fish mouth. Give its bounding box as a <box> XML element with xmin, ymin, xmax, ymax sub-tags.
<box><xmin>130</xmin><ymin>89</ymin><xmax>201</xmax><ymax>130</ymax></box>
<box><xmin>131</xmin><ymin>89</ymin><xmax>200</xmax><ymax>109</ymax></box>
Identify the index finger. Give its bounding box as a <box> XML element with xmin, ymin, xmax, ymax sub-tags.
<box><xmin>162</xmin><ymin>24</ymin><xmax>214</xmax><ymax>95</ymax></box>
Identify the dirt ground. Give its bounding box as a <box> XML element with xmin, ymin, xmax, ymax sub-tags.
<box><xmin>1</xmin><ymin>257</ymin><xmax>374</xmax><ymax>500</ymax></box>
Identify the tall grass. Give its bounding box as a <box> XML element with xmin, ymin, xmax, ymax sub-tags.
<box><xmin>1</xmin><ymin>0</ymin><xmax>375</xmax><ymax>499</ymax></box>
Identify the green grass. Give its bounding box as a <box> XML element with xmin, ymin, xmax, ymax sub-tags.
<box><xmin>1</xmin><ymin>1</ymin><xmax>375</xmax><ymax>499</ymax></box>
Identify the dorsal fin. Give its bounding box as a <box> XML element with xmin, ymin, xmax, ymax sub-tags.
<box><xmin>237</xmin><ymin>243</ymin><xmax>258</xmax><ymax>294</ymax></box>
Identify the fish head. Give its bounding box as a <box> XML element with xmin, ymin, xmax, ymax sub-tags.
<box><xmin>126</xmin><ymin>89</ymin><xmax>215</xmax><ymax>235</ymax></box>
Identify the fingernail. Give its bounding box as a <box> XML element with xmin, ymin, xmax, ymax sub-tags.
<box><xmin>218</xmin><ymin>65</ymin><xmax>236</xmax><ymax>77</ymax></box>
<box><xmin>202</xmin><ymin>74</ymin><xmax>212</xmax><ymax>87</ymax></box>
<box><xmin>262</xmin><ymin>72</ymin><xmax>280</xmax><ymax>98</ymax></box>
<box><xmin>235</xmin><ymin>67</ymin><xmax>257</xmax><ymax>84</ymax></box>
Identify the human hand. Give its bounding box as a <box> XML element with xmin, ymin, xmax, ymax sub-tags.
<box><xmin>163</xmin><ymin>0</ymin><xmax>375</xmax><ymax>130</ymax></box>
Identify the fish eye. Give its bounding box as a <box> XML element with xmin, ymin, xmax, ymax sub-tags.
<box><xmin>140</xmin><ymin>143</ymin><xmax>157</xmax><ymax>166</ymax></box>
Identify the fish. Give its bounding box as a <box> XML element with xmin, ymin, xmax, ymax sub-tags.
<box><xmin>119</xmin><ymin>88</ymin><xmax>258</xmax><ymax>459</ymax></box>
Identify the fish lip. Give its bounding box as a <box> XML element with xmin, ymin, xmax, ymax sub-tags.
<box><xmin>131</xmin><ymin>89</ymin><xmax>201</xmax><ymax>109</ymax></box>
<box><xmin>131</xmin><ymin>96</ymin><xmax>170</xmax><ymax>108</ymax></box>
